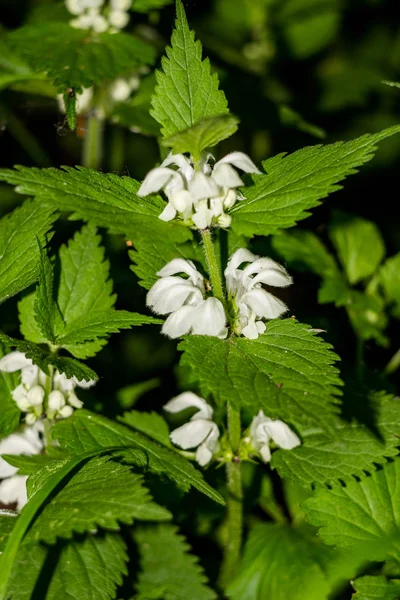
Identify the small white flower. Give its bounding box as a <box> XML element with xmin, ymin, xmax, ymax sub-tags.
<box><xmin>137</xmin><ymin>151</ymin><xmax>260</xmax><ymax>229</ymax></box>
<box><xmin>147</xmin><ymin>259</ymin><xmax>227</xmax><ymax>339</ymax></box>
<box><xmin>108</xmin><ymin>9</ymin><xmax>130</xmax><ymax>29</ymax></box>
<box><xmin>0</xmin><ymin>422</ymin><xmax>44</xmax><ymax>510</ymax></box>
<box><xmin>164</xmin><ymin>392</ymin><xmax>220</xmax><ymax>466</ymax></box>
<box><xmin>225</xmin><ymin>249</ymin><xmax>292</xmax><ymax>339</ymax></box>
<box><xmin>249</xmin><ymin>410</ymin><xmax>300</xmax><ymax>462</ymax></box>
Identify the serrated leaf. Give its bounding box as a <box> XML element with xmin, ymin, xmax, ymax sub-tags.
<box><xmin>8</xmin><ymin>24</ymin><xmax>155</xmax><ymax>92</ymax></box>
<box><xmin>162</xmin><ymin>115</ymin><xmax>239</xmax><ymax>159</ymax></box>
<box><xmin>303</xmin><ymin>458</ymin><xmax>400</xmax><ymax>556</ymax></box>
<box><xmin>0</xmin><ymin>166</ymin><xmax>190</xmax><ymax>244</ymax></box>
<box><xmin>231</xmin><ymin>126</ymin><xmax>400</xmax><ymax>238</ymax></box>
<box><xmin>26</xmin><ymin>456</ymin><xmax>170</xmax><ymax>545</ymax></box>
<box><xmin>180</xmin><ymin>319</ymin><xmax>342</xmax><ymax>432</ymax></box>
<box><xmin>120</xmin><ymin>411</ymin><xmax>172</xmax><ymax>447</ymax></box>
<box><xmin>272</xmin><ymin>230</ymin><xmax>338</xmax><ymax>277</ymax></box>
<box><xmin>0</xmin><ymin>512</ymin><xmax>17</xmax><ymax>553</ymax></box>
<box><xmin>151</xmin><ymin>0</ymin><xmax>229</xmax><ymax>139</ymax></box>
<box><xmin>18</xmin><ymin>292</ymin><xmax>46</xmax><ymax>344</ymax></box>
<box><xmin>134</xmin><ymin>524</ymin><xmax>217</xmax><ymax>600</ymax></box>
<box><xmin>329</xmin><ymin>211</ymin><xmax>385</xmax><ymax>284</ymax></box>
<box><xmin>34</xmin><ymin>246</ymin><xmax>61</xmax><ymax>343</ymax></box>
<box><xmin>0</xmin><ymin>200</ymin><xmax>56</xmax><ymax>304</ymax></box>
<box><xmin>8</xmin><ymin>533</ymin><xmax>128</xmax><ymax>600</ymax></box>
<box><xmin>52</xmin><ymin>410</ymin><xmax>224</xmax><ymax>505</ymax></box>
<box><xmin>0</xmin><ymin>343</ymin><xmax>20</xmax><ymax>438</ymax></box>
<box><xmin>272</xmin><ymin>393</ymin><xmax>400</xmax><ymax>489</ymax></box>
<box><xmin>0</xmin><ymin>332</ymin><xmax>98</xmax><ymax>383</ymax></box>
<box><xmin>352</xmin><ymin>576</ymin><xmax>400</xmax><ymax>599</ymax></box>
<box><xmin>2</xmin><ymin>453</ymin><xmax>63</xmax><ymax>477</ymax></box>
<box><xmin>228</xmin><ymin>524</ymin><xmax>340</xmax><ymax>600</ymax></box>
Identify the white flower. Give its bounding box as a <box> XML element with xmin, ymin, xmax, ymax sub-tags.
<box><xmin>147</xmin><ymin>259</ymin><xmax>227</xmax><ymax>339</ymax></box>
<box><xmin>225</xmin><ymin>248</ymin><xmax>292</xmax><ymax>339</ymax></box>
<box><xmin>164</xmin><ymin>392</ymin><xmax>220</xmax><ymax>466</ymax></box>
<box><xmin>0</xmin><ymin>422</ymin><xmax>44</xmax><ymax>510</ymax></box>
<box><xmin>137</xmin><ymin>151</ymin><xmax>260</xmax><ymax>229</ymax></box>
<box><xmin>249</xmin><ymin>410</ymin><xmax>300</xmax><ymax>463</ymax></box>
<box><xmin>108</xmin><ymin>9</ymin><xmax>130</xmax><ymax>29</ymax></box>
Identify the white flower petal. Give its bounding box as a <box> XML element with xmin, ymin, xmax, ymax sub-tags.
<box><xmin>170</xmin><ymin>190</ymin><xmax>194</xmax><ymax>214</ymax></box>
<box><xmin>20</xmin><ymin>365</ymin><xmax>40</xmax><ymax>387</ymax></box>
<box><xmin>48</xmin><ymin>390</ymin><xmax>65</xmax><ymax>411</ymax></box>
<box><xmin>161</xmin><ymin>305</ymin><xmax>197</xmax><ymax>339</ymax></box>
<box><xmin>217</xmin><ymin>213</ymin><xmax>232</xmax><ymax>229</ymax></box>
<box><xmin>157</xmin><ymin>259</ymin><xmax>203</xmax><ymax>286</ymax></box>
<box><xmin>195</xmin><ymin>442</ymin><xmax>213</xmax><ymax>466</ymax></box>
<box><xmin>256</xmin><ymin>321</ymin><xmax>266</xmax><ymax>334</ymax></box>
<box><xmin>260</xmin><ymin>444</ymin><xmax>272</xmax><ymax>463</ymax></box>
<box><xmin>147</xmin><ymin>277</ymin><xmax>200</xmax><ymax>315</ymax></box>
<box><xmin>191</xmin><ymin>298</ymin><xmax>227</xmax><ymax>337</ymax></box>
<box><xmin>159</xmin><ymin>202</ymin><xmax>177</xmax><ymax>222</ymax></box>
<box><xmin>0</xmin><ymin>475</ymin><xmax>28</xmax><ymax>510</ymax></box>
<box><xmin>226</xmin><ymin>248</ymin><xmax>258</xmax><ymax>272</ymax></box>
<box><xmin>212</xmin><ymin>163</ymin><xmax>243</xmax><ymax>189</ymax></box>
<box><xmin>189</xmin><ymin>172</ymin><xmax>220</xmax><ymax>201</ymax></box>
<box><xmin>243</xmin><ymin>289</ymin><xmax>288</xmax><ymax>319</ymax></box>
<box><xmin>0</xmin><ymin>352</ymin><xmax>32</xmax><ymax>373</ymax></box>
<box><xmin>27</xmin><ymin>386</ymin><xmax>45</xmax><ymax>407</ymax></box>
<box><xmin>73</xmin><ymin>377</ymin><xmax>96</xmax><ymax>389</ymax></box>
<box><xmin>108</xmin><ymin>9</ymin><xmax>129</xmax><ymax>29</ymax></box>
<box><xmin>241</xmin><ymin>320</ymin><xmax>260</xmax><ymax>340</ymax></box>
<box><xmin>192</xmin><ymin>204</ymin><xmax>213</xmax><ymax>230</ymax></box>
<box><xmin>170</xmin><ymin>419</ymin><xmax>214</xmax><ymax>450</ymax></box>
<box><xmin>223</xmin><ymin>189</ymin><xmax>238</xmax><ymax>209</ymax></box>
<box><xmin>264</xmin><ymin>420</ymin><xmax>301</xmax><ymax>450</ymax></box>
<box><xmin>251</xmin><ymin>268</ymin><xmax>292</xmax><ymax>289</ymax></box>
<box><xmin>68</xmin><ymin>392</ymin><xmax>84</xmax><ymax>409</ymax></box>
<box><xmin>164</xmin><ymin>392</ymin><xmax>212</xmax><ymax>419</ymax></box>
<box><xmin>58</xmin><ymin>405</ymin><xmax>74</xmax><ymax>419</ymax></box>
<box><xmin>214</xmin><ymin>152</ymin><xmax>261</xmax><ymax>174</ymax></box>
<box><xmin>138</xmin><ymin>167</ymin><xmax>179</xmax><ymax>197</ymax></box>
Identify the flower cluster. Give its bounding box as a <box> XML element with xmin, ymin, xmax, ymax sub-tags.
<box><xmin>225</xmin><ymin>249</ymin><xmax>292</xmax><ymax>339</ymax></box>
<box><xmin>66</xmin><ymin>0</ymin><xmax>132</xmax><ymax>33</ymax></box>
<box><xmin>0</xmin><ymin>422</ymin><xmax>44</xmax><ymax>510</ymax></box>
<box><xmin>147</xmin><ymin>250</ymin><xmax>292</xmax><ymax>340</ymax></box>
<box><xmin>164</xmin><ymin>393</ymin><xmax>301</xmax><ymax>467</ymax></box>
<box><xmin>0</xmin><ymin>352</ymin><xmax>95</xmax><ymax>424</ymax></box>
<box><xmin>164</xmin><ymin>393</ymin><xmax>220</xmax><ymax>466</ymax></box>
<box><xmin>146</xmin><ymin>259</ymin><xmax>227</xmax><ymax>339</ymax></box>
<box><xmin>138</xmin><ymin>152</ymin><xmax>260</xmax><ymax>229</ymax></box>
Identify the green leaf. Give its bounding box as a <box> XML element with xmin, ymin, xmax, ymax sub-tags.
<box><xmin>379</xmin><ymin>253</ymin><xmax>400</xmax><ymax>317</ymax></box>
<box><xmin>0</xmin><ymin>343</ymin><xmax>20</xmax><ymax>438</ymax></box>
<box><xmin>132</xmin><ymin>0</ymin><xmax>173</xmax><ymax>12</ymax></box>
<box><xmin>180</xmin><ymin>319</ymin><xmax>342</xmax><ymax>432</ymax></box>
<box><xmin>272</xmin><ymin>230</ymin><xmax>338</xmax><ymax>277</ymax></box>
<box><xmin>120</xmin><ymin>411</ymin><xmax>172</xmax><ymax>447</ymax></box>
<box><xmin>1</xmin><ymin>454</ymin><xmax>63</xmax><ymax>477</ymax></box>
<box><xmin>352</xmin><ymin>576</ymin><xmax>400</xmax><ymax>599</ymax></box>
<box><xmin>0</xmin><ymin>166</ymin><xmax>190</xmax><ymax>244</ymax></box>
<box><xmin>151</xmin><ymin>0</ymin><xmax>229</xmax><ymax>139</ymax></box>
<box><xmin>18</xmin><ymin>292</ymin><xmax>46</xmax><ymax>344</ymax></box>
<box><xmin>0</xmin><ymin>332</ymin><xmax>98</xmax><ymax>383</ymax></box>
<box><xmin>0</xmin><ymin>512</ymin><xmax>17</xmax><ymax>553</ymax></box>
<box><xmin>52</xmin><ymin>410</ymin><xmax>224</xmax><ymax>505</ymax></box>
<box><xmin>231</xmin><ymin>126</ymin><xmax>400</xmax><ymax>238</ymax></box>
<box><xmin>227</xmin><ymin>523</ymin><xmax>357</xmax><ymax>600</ymax></box>
<box><xmin>134</xmin><ymin>524</ymin><xmax>217</xmax><ymax>600</ymax></box>
<box><xmin>8</xmin><ymin>24</ymin><xmax>155</xmax><ymax>92</ymax></box>
<box><xmin>162</xmin><ymin>115</ymin><xmax>239</xmax><ymax>159</ymax></box>
<box><xmin>0</xmin><ymin>200</ymin><xmax>56</xmax><ymax>304</ymax></box>
<box><xmin>26</xmin><ymin>456</ymin><xmax>170</xmax><ymax>545</ymax></box>
<box><xmin>303</xmin><ymin>457</ymin><xmax>400</xmax><ymax>556</ymax></box>
<box><xmin>329</xmin><ymin>211</ymin><xmax>385</xmax><ymax>284</ymax></box>
<box><xmin>34</xmin><ymin>246</ymin><xmax>61</xmax><ymax>344</ymax></box>
<box><xmin>272</xmin><ymin>392</ymin><xmax>400</xmax><ymax>489</ymax></box>
<box><xmin>8</xmin><ymin>533</ymin><xmax>128</xmax><ymax>600</ymax></box>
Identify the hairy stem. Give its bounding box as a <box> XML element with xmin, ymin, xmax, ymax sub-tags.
<box><xmin>219</xmin><ymin>403</ymin><xmax>243</xmax><ymax>590</ymax></box>
<box><xmin>82</xmin><ymin>111</ymin><xmax>104</xmax><ymax>170</ymax></box>
<box><xmin>201</xmin><ymin>229</ymin><xmax>225</xmax><ymax>305</ymax></box>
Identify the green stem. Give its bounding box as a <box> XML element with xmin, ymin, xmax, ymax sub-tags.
<box><xmin>82</xmin><ymin>112</ymin><xmax>104</xmax><ymax>170</ymax></box>
<box><xmin>200</xmin><ymin>229</ymin><xmax>225</xmax><ymax>305</ymax></box>
<box><xmin>385</xmin><ymin>347</ymin><xmax>400</xmax><ymax>375</ymax></box>
<box><xmin>0</xmin><ymin>447</ymin><xmax>123</xmax><ymax>600</ymax></box>
<box><xmin>219</xmin><ymin>404</ymin><xmax>243</xmax><ymax>590</ymax></box>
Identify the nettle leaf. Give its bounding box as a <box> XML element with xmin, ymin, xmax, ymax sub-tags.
<box><xmin>379</xmin><ymin>252</ymin><xmax>400</xmax><ymax>317</ymax></box>
<box><xmin>8</xmin><ymin>533</ymin><xmax>127</xmax><ymax>600</ymax></box>
<box><xmin>272</xmin><ymin>392</ymin><xmax>400</xmax><ymax>489</ymax></box>
<box><xmin>162</xmin><ymin>115</ymin><xmax>240</xmax><ymax>159</ymax></box>
<box><xmin>329</xmin><ymin>211</ymin><xmax>385</xmax><ymax>284</ymax></box>
<box><xmin>0</xmin><ymin>332</ymin><xmax>98</xmax><ymax>383</ymax></box>
<box><xmin>2</xmin><ymin>453</ymin><xmax>61</xmax><ymax>476</ymax></box>
<box><xmin>151</xmin><ymin>0</ymin><xmax>229</xmax><ymax>139</ymax></box>
<box><xmin>0</xmin><ymin>200</ymin><xmax>56</xmax><ymax>305</ymax></box>
<box><xmin>227</xmin><ymin>523</ymin><xmax>360</xmax><ymax>600</ymax></box>
<box><xmin>303</xmin><ymin>457</ymin><xmax>400</xmax><ymax>556</ymax></box>
<box><xmin>0</xmin><ymin>343</ymin><xmax>20</xmax><ymax>438</ymax></box>
<box><xmin>231</xmin><ymin>126</ymin><xmax>400</xmax><ymax>238</ymax></box>
<box><xmin>120</xmin><ymin>411</ymin><xmax>172</xmax><ymax>447</ymax></box>
<box><xmin>180</xmin><ymin>319</ymin><xmax>342</xmax><ymax>432</ymax></box>
<box><xmin>25</xmin><ymin>456</ymin><xmax>170</xmax><ymax>544</ymax></box>
<box><xmin>134</xmin><ymin>524</ymin><xmax>217</xmax><ymax>600</ymax></box>
<box><xmin>0</xmin><ymin>166</ymin><xmax>189</xmax><ymax>244</ymax></box>
<box><xmin>8</xmin><ymin>24</ymin><xmax>155</xmax><ymax>92</ymax></box>
<box><xmin>34</xmin><ymin>246</ymin><xmax>62</xmax><ymax>344</ymax></box>
<box><xmin>272</xmin><ymin>230</ymin><xmax>338</xmax><ymax>277</ymax></box>
<box><xmin>352</xmin><ymin>576</ymin><xmax>400</xmax><ymax>600</ymax></box>
<box><xmin>0</xmin><ymin>512</ymin><xmax>17</xmax><ymax>553</ymax></box>
<box><xmin>52</xmin><ymin>410</ymin><xmax>224</xmax><ymax>505</ymax></box>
